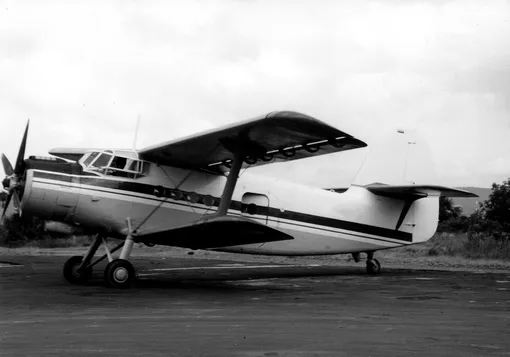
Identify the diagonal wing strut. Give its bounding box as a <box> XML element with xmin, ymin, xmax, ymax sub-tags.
<box><xmin>210</xmin><ymin>136</ymin><xmax>265</xmax><ymax>217</ymax></box>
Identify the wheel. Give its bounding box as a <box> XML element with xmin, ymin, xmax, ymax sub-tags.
<box><xmin>63</xmin><ymin>255</ymin><xmax>92</xmax><ymax>284</ymax></box>
<box><xmin>104</xmin><ymin>259</ymin><xmax>135</xmax><ymax>289</ymax></box>
<box><xmin>366</xmin><ymin>259</ymin><xmax>381</xmax><ymax>275</ymax></box>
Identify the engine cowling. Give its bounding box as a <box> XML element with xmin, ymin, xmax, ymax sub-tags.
<box><xmin>20</xmin><ymin>157</ymin><xmax>83</xmax><ymax>224</ymax></box>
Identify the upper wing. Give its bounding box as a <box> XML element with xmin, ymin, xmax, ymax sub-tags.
<box><xmin>138</xmin><ymin>111</ymin><xmax>367</xmax><ymax>173</ymax></box>
<box><xmin>138</xmin><ymin>215</ymin><xmax>293</xmax><ymax>249</ymax></box>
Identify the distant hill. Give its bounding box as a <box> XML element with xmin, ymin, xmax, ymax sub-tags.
<box><xmin>453</xmin><ymin>187</ymin><xmax>492</xmax><ymax>216</ymax></box>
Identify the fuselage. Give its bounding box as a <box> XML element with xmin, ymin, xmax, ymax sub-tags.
<box><xmin>19</xmin><ymin>154</ymin><xmax>439</xmax><ymax>256</ymax></box>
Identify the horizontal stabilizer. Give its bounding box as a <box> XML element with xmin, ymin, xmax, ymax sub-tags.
<box><xmin>138</xmin><ymin>216</ymin><xmax>293</xmax><ymax>249</ymax></box>
<box><xmin>364</xmin><ymin>183</ymin><xmax>478</xmax><ymax>199</ymax></box>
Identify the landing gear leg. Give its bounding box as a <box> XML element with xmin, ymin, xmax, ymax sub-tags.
<box><xmin>104</xmin><ymin>218</ymin><xmax>136</xmax><ymax>289</ymax></box>
<box><xmin>365</xmin><ymin>251</ymin><xmax>381</xmax><ymax>275</ymax></box>
<box><xmin>63</xmin><ymin>234</ymin><xmax>102</xmax><ymax>284</ymax></box>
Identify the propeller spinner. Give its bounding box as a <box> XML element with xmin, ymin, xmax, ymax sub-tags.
<box><xmin>2</xmin><ymin>120</ymin><xmax>29</xmax><ymax>219</ymax></box>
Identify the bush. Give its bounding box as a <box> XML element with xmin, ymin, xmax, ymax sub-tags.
<box><xmin>427</xmin><ymin>247</ymin><xmax>439</xmax><ymax>256</ymax></box>
<box><xmin>0</xmin><ymin>214</ymin><xmax>52</xmax><ymax>247</ymax></box>
<box><xmin>439</xmin><ymin>196</ymin><xmax>462</xmax><ymax>222</ymax></box>
<box><xmin>428</xmin><ymin>232</ymin><xmax>468</xmax><ymax>256</ymax></box>
<box><xmin>464</xmin><ymin>231</ymin><xmax>510</xmax><ymax>260</ymax></box>
<box><xmin>437</xmin><ymin>216</ymin><xmax>470</xmax><ymax>233</ymax></box>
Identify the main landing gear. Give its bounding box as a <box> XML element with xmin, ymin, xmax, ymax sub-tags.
<box><xmin>63</xmin><ymin>218</ymin><xmax>137</xmax><ymax>289</ymax></box>
<box><xmin>365</xmin><ymin>251</ymin><xmax>381</xmax><ymax>275</ymax></box>
<box><xmin>351</xmin><ymin>251</ymin><xmax>381</xmax><ymax>274</ymax></box>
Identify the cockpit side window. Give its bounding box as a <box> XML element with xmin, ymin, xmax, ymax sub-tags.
<box><xmin>126</xmin><ymin>159</ymin><xmax>139</xmax><ymax>172</ymax></box>
<box><xmin>110</xmin><ymin>156</ymin><xmax>127</xmax><ymax>170</ymax></box>
<box><xmin>140</xmin><ymin>161</ymin><xmax>150</xmax><ymax>174</ymax></box>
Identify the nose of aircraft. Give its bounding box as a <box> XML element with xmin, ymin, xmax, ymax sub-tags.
<box><xmin>1</xmin><ymin>120</ymin><xmax>29</xmax><ymax>219</ymax></box>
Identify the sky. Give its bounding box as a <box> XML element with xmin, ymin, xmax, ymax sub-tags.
<box><xmin>1</xmin><ymin>0</ymin><xmax>509</xmax><ymax>188</ymax></box>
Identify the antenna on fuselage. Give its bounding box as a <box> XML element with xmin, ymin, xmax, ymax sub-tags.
<box><xmin>132</xmin><ymin>115</ymin><xmax>141</xmax><ymax>150</ymax></box>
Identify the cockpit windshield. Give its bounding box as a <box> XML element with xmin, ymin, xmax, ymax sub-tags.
<box><xmin>82</xmin><ymin>151</ymin><xmax>99</xmax><ymax>166</ymax></box>
<box><xmin>80</xmin><ymin>150</ymin><xmax>150</xmax><ymax>179</ymax></box>
<box><xmin>91</xmin><ymin>153</ymin><xmax>113</xmax><ymax>169</ymax></box>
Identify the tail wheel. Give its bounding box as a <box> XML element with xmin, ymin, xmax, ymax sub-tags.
<box><xmin>104</xmin><ymin>259</ymin><xmax>135</xmax><ymax>289</ymax></box>
<box><xmin>366</xmin><ymin>259</ymin><xmax>381</xmax><ymax>275</ymax></box>
<box><xmin>63</xmin><ymin>255</ymin><xmax>92</xmax><ymax>284</ymax></box>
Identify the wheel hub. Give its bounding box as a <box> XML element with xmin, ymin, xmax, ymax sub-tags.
<box><xmin>71</xmin><ymin>264</ymin><xmax>81</xmax><ymax>277</ymax></box>
<box><xmin>114</xmin><ymin>267</ymin><xmax>128</xmax><ymax>282</ymax></box>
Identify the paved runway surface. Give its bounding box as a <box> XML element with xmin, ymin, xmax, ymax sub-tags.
<box><xmin>0</xmin><ymin>254</ymin><xmax>509</xmax><ymax>357</ymax></box>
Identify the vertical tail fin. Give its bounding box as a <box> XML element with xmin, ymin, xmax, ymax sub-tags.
<box><xmin>349</xmin><ymin>129</ymin><xmax>477</xmax><ymax>243</ymax></box>
<box><xmin>352</xmin><ymin>128</ymin><xmax>437</xmax><ymax>187</ymax></box>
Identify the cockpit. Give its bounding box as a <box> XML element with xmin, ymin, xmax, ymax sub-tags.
<box><xmin>79</xmin><ymin>150</ymin><xmax>150</xmax><ymax>179</ymax></box>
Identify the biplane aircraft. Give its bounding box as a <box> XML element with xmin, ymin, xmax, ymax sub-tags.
<box><xmin>1</xmin><ymin>111</ymin><xmax>477</xmax><ymax>288</ymax></box>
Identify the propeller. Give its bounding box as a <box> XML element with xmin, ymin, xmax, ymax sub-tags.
<box><xmin>2</xmin><ymin>120</ymin><xmax>29</xmax><ymax>220</ymax></box>
<box><xmin>2</xmin><ymin>189</ymin><xmax>20</xmax><ymax>219</ymax></box>
<box><xmin>1</xmin><ymin>153</ymin><xmax>13</xmax><ymax>176</ymax></box>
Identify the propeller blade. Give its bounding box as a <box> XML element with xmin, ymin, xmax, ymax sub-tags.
<box><xmin>12</xmin><ymin>191</ymin><xmax>20</xmax><ymax>211</ymax></box>
<box><xmin>14</xmin><ymin>120</ymin><xmax>29</xmax><ymax>175</ymax></box>
<box><xmin>2</xmin><ymin>193</ymin><xmax>12</xmax><ymax>219</ymax></box>
<box><xmin>1</xmin><ymin>190</ymin><xmax>21</xmax><ymax>219</ymax></box>
<box><xmin>12</xmin><ymin>191</ymin><xmax>21</xmax><ymax>217</ymax></box>
<box><xmin>1</xmin><ymin>154</ymin><xmax>13</xmax><ymax>176</ymax></box>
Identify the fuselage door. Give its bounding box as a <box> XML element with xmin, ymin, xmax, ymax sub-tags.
<box><xmin>241</xmin><ymin>192</ymin><xmax>270</xmax><ymax>225</ymax></box>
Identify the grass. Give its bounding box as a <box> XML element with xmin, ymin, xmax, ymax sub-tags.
<box><xmin>376</xmin><ymin>232</ymin><xmax>510</xmax><ymax>271</ymax></box>
<box><xmin>21</xmin><ymin>235</ymin><xmax>94</xmax><ymax>248</ymax></box>
<box><xmin>378</xmin><ymin>232</ymin><xmax>510</xmax><ymax>260</ymax></box>
<box><xmin>1</xmin><ymin>224</ymin><xmax>510</xmax><ymax>271</ymax></box>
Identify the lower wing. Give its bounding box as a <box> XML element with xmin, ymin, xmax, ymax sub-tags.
<box><xmin>137</xmin><ymin>216</ymin><xmax>293</xmax><ymax>249</ymax></box>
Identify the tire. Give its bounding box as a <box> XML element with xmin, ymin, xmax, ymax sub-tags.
<box><xmin>374</xmin><ymin>258</ymin><xmax>381</xmax><ymax>271</ymax></box>
<box><xmin>104</xmin><ymin>259</ymin><xmax>135</xmax><ymax>289</ymax></box>
<box><xmin>366</xmin><ymin>259</ymin><xmax>381</xmax><ymax>275</ymax></box>
<box><xmin>63</xmin><ymin>255</ymin><xmax>92</xmax><ymax>284</ymax></box>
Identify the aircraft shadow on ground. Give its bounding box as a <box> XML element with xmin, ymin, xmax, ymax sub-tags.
<box><xmin>83</xmin><ymin>265</ymin><xmax>414</xmax><ymax>291</ymax></box>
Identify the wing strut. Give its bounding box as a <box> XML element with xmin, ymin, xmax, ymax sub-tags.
<box><xmin>207</xmin><ymin>136</ymin><xmax>265</xmax><ymax>218</ymax></box>
<box><xmin>216</xmin><ymin>151</ymin><xmax>244</xmax><ymax>216</ymax></box>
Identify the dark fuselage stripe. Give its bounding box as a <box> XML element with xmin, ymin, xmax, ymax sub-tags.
<box><xmin>32</xmin><ymin>170</ymin><xmax>413</xmax><ymax>242</ymax></box>
<box><xmin>35</xmin><ymin>178</ymin><xmax>408</xmax><ymax>245</ymax></box>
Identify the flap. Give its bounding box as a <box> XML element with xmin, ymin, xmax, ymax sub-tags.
<box><xmin>138</xmin><ymin>215</ymin><xmax>293</xmax><ymax>249</ymax></box>
<box><xmin>138</xmin><ymin>111</ymin><xmax>367</xmax><ymax>173</ymax></box>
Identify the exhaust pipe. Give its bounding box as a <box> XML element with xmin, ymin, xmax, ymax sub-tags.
<box><xmin>44</xmin><ymin>221</ymin><xmax>85</xmax><ymax>235</ymax></box>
